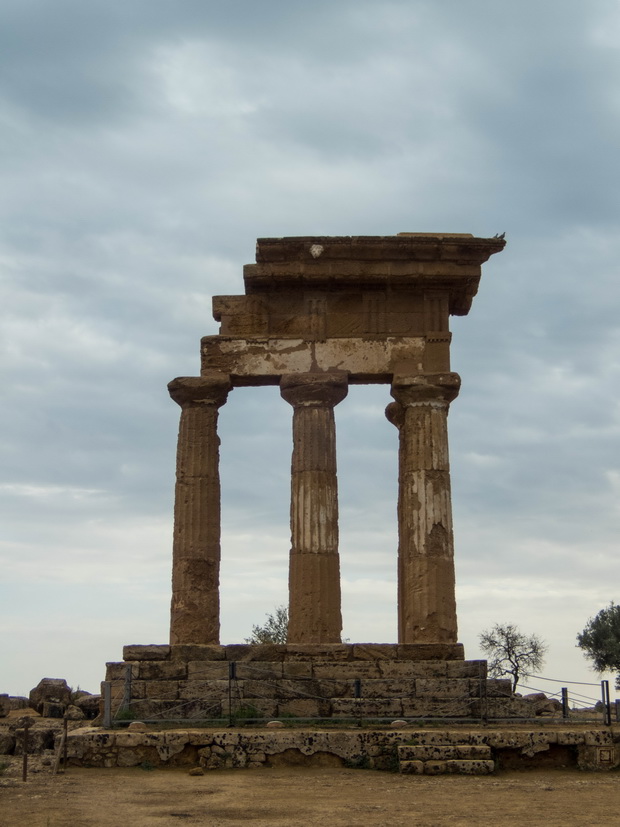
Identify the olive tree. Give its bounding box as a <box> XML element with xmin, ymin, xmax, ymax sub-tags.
<box><xmin>245</xmin><ymin>605</ymin><xmax>288</xmax><ymax>644</ymax></box>
<box><xmin>577</xmin><ymin>602</ymin><xmax>620</xmax><ymax>689</ymax></box>
<box><xmin>479</xmin><ymin>623</ymin><xmax>547</xmax><ymax>691</ymax></box>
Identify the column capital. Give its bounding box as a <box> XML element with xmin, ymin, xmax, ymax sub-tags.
<box><xmin>385</xmin><ymin>401</ymin><xmax>405</xmax><ymax>430</ymax></box>
<box><xmin>390</xmin><ymin>372</ymin><xmax>460</xmax><ymax>407</ymax></box>
<box><xmin>280</xmin><ymin>372</ymin><xmax>348</xmax><ymax>408</ymax></box>
<box><xmin>168</xmin><ymin>373</ymin><xmax>232</xmax><ymax>408</ymax></box>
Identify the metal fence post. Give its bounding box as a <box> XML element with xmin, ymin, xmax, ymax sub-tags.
<box><xmin>122</xmin><ymin>664</ymin><xmax>132</xmax><ymax>714</ymax></box>
<box><xmin>601</xmin><ymin>680</ymin><xmax>611</xmax><ymax>726</ymax></box>
<box><xmin>561</xmin><ymin>687</ymin><xmax>569</xmax><ymax>719</ymax></box>
<box><xmin>103</xmin><ymin>681</ymin><xmax>112</xmax><ymax>728</ymax></box>
<box><xmin>479</xmin><ymin>662</ymin><xmax>488</xmax><ymax>724</ymax></box>
<box><xmin>228</xmin><ymin>662</ymin><xmax>236</xmax><ymax>726</ymax></box>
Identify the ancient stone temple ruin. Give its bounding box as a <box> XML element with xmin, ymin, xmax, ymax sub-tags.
<box><xmin>168</xmin><ymin>232</ymin><xmax>503</xmax><ymax>649</ymax></box>
<box><xmin>106</xmin><ymin>233</ymin><xmax>517</xmax><ymax>722</ymax></box>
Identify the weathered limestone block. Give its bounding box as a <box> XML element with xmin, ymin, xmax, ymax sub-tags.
<box><xmin>156</xmin><ymin>732</ymin><xmax>191</xmax><ymax>762</ymax></box>
<box><xmin>202</xmin><ymin>336</ymin><xmax>426</xmax><ymax>383</ymax></box>
<box><xmin>352</xmin><ymin>644</ymin><xmax>399</xmax><ymax>660</ymax></box>
<box><xmin>187</xmin><ymin>661</ymin><xmax>229</xmax><ymax>680</ymax></box>
<box><xmin>29</xmin><ymin>678</ymin><xmax>72</xmax><ymax>715</ymax></box>
<box><xmin>235</xmin><ymin>662</ymin><xmax>283</xmax><ymax>680</ymax></box>
<box><xmin>145</xmin><ymin>681</ymin><xmax>180</xmax><ymax>701</ymax></box>
<box><xmin>331</xmin><ymin>699</ymin><xmax>404</xmax><ymax>717</ymax></box>
<box><xmin>171</xmin><ymin>644</ymin><xmax>226</xmax><ymax>662</ymax></box>
<box><xmin>396</xmin><ymin>644</ymin><xmax>464</xmax><ymax>660</ymax></box>
<box><xmin>578</xmin><ymin>745</ymin><xmax>620</xmax><ymax>771</ymax></box>
<box><xmin>583</xmin><ymin>730</ymin><xmax>613</xmax><ymax>745</ymax></box>
<box><xmin>277</xmin><ymin>699</ymin><xmax>328</xmax><ymax>718</ymax></box>
<box><xmin>486</xmin><ymin>731</ymin><xmax>534</xmax><ymax>749</ymax></box>
<box><xmin>486</xmin><ymin>679</ymin><xmax>512</xmax><ymax>696</ymax></box>
<box><xmin>399</xmin><ymin>744</ymin><xmax>492</xmax><ymax>761</ymax></box>
<box><xmin>314</xmin><ymin>679</ymin><xmax>351</xmax><ymax>698</ymax></box>
<box><xmin>239</xmin><ymin>680</ymin><xmax>279</xmax><ymax>700</ymax></box>
<box><xmin>275</xmin><ymin>679</ymin><xmax>321</xmax><ymax>699</ymax></box>
<box><xmin>115</xmin><ymin>731</ymin><xmax>153</xmax><ymax>748</ymax></box>
<box><xmin>415</xmin><ymin>678</ymin><xmax>477</xmax><ymax>698</ymax></box>
<box><xmin>406</xmin><ymin>730</ymin><xmax>487</xmax><ymax>746</ymax></box>
<box><xmin>425</xmin><ymin>759</ymin><xmax>495</xmax><ymax>775</ymax></box>
<box><xmin>357</xmin><ymin>679</ymin><xmax>417</xmax><ymax>699</ymax></box>
<box><xmin>377</xmin><ymin>660</ymin><xmax>445</xmax><ymax>679</ymax></box>
<box><xmin>482</xmin><ymin>698</ymin><xmax>533</xmax><ymax>718</ymax></box>
<box><xmin>446</xmin><ymin>659</ymin><xmax>486</xmax><ymax>677</ymax></box>
<box><xmin>556</xmin><ymin>731</ymin><xmax>586</xmax><ymax>746</ymax></box>
<box><xmin>123</xmin><ymin>645</ymin><xmax>171</xmax><ymax>662</ymax></box>
<box><xmin>312</xmin><ymin>661</ymin><xmax>381</xmax><ymax>680</ymax></box>
<box><xmin>116</xmin><ymin>750</ymin><xmax>144</xmax><ymax>768</ymax></box>
<box><xmin>282</xmin><ymin>644</ymin><xmax>352</xmax><ymax>661</ymax></box>
<box><xmin>105</xmin><ymin>662</ymin><xmax>139</xmax><ymax>681</ymax></box>
<box><xmin>223</xmin><ymin>644</ymin><xmax>287</xmax><ymax>662</ymax></box>
<box><xmin>125</xmin><ymin>681</ymin><xmax>145</xmax><ymax>700</ymax></box>
<box><xmin>137</xmin><ymin>661</ymin><xmax>188</xmax><ymax>681</ymax></box>
<box><xmin>231</xmin><ymin>700</ymin><xmax>278</xmax><ymax>719</ymax></box>
<box><xmin>128</xmin><ymin>700</ymin><xmax>180</xmax><ymax>719</ymax></box>
<box><xmin>178</xmin><ymin>680</ymin><xmax>229</xmax><ymax>700</ymax></box>
<box><xmin>281</xmin><ymin>661</ymin><xmax>313</xmax><ymax>678</ymax></box>
<box><xmin>399</xmin><ymin>759</ymin><xmax>425</xmax><ymax>774</ymax></box>
<box><xmin>401</xmin><ymin>699</ymin><xmax>474</xmax><ymax>717</ymax></box>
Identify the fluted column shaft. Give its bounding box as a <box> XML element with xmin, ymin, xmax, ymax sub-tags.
<box><xmin>387</xmin><ymin>373</ymin><xmax>460</xmax><ymax>644</ymax></box>
<box><xmin>168</xmin><ymin>374</ymin><xmax>231</xmax><ymax>645</ymax></box>
<box><xmin>280</xmin><ymin>372</ymin><xmax>348</xmax><ymax>643</ymax></box>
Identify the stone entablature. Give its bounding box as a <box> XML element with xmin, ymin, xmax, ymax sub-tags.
<box><xmin>206</xmin><ymin>234</ymin><xmax>504</xmax><ymax>381</ymax></box>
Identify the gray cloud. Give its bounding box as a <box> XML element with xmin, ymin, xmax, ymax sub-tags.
<box><xmin>2</xmin><ymin>0</ymin><xmax>620</xmax><ymax>696</ymax></box>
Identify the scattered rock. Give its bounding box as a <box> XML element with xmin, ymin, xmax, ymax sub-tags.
<box><xmin>29</xmin><ymin>679</ymin><xmax>72</xmax><ymax>716</ymax></box>
<box><xmin>0</xmin><ymin>695</ymin><xmax>10</xmax><ymax>718</ymax></box>
<box><xmin>390</xmin><ymin>720</ymin><xmax>408</xmax><ymax>728</ymax></box>
<box><xmin>266</xmin><ymin>721</ymin><xmax>284</xmax><ymax>728</ymax></box>
<box><xmin>41</xmin><ymin>702</ymin><xmax>66</xmax><ymax>719</ymax></box>
<box><xmin>188</xmin><ymin>766</ymin><xmax>204</xmax><ymax>776</ymax></box>
<box><xmin>127</xmin><ymin>721</ymin><xmax>147</xmax><ymax>731</ymax></box>
<box><xmin>64</xmin><ymin>705</ymin><xmax>85</xmax><ymax>721</ymax></box>
<box><xmin>73</xmin><ymin>694</ymin><xmax>101</xmax><ymax>720</ymax></box>
<box><xmin>0</xmin><ymin>733</ymin><xmax>16</xmax><ymax>755</ymax></box>
<box><xmin>523</xmin><ymin>693</ymin><xmax>563</xmax><ymax>716</ymax></box>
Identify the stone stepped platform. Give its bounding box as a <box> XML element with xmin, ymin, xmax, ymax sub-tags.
<box><xmin>104</xmin><ymin>643</ymin><xmax>528</xmax><ymax>722</ymax></box>
<box><xmin>398</xmin><ymin>743</ymin><xmax>495</xmax><ymax>775</ymax></box>
<box><xmin>63</xmin><ymin>726</ymin><xmax>619</xmax><ymax>772</ymax></box>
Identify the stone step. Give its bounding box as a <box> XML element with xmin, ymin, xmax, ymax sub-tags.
<box><xmin>398</xmin><ymin>744</ymin><xmax>492</xmax><ymax>761</ymax></box>
<box><xmin>400</xmin><ymin>758</ymin><xmax>495</xmax><ymax>775</ymax></box>
<box><xmin>108</xmin><ymin>658</ymin><xmax>490</xmax><ymax>682</ymax></box>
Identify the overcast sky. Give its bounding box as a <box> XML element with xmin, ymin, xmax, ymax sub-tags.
<box><xmin>2</xmin><ymin>0</ymin><xmax>620</xmax><ymax>707</ymax></box>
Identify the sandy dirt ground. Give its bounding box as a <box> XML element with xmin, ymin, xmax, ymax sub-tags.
<box><xmin>1</xmin><ymin>756</ymin><xmax>619</xmax><ymax>827</ymax></box>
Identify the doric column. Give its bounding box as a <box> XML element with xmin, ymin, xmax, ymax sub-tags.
<box><xmin>168</xmin><ymin>373</ymin><xmax>232</xmax><ymax>645</ymax></box>
<box><xmin>280</xmin><ymin>372</ymin><xmax>348</xmax><ymax>643</ymax></box>
<box><xmin>386</xmin><ymin>372</ymin><xmax>460</xmax><ymax>644</ymax></box>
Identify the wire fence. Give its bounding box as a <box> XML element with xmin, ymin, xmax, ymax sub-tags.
<box><xmin>101</xmin><ymin>662</ymin><xmax>618</xmax><ymax>728</ymax></box>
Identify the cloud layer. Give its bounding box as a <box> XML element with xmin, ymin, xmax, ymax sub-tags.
<box><xmin>2</xmin><ymin>0</ymin><xmax>620</xmax><ymax>704</ymax></box>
